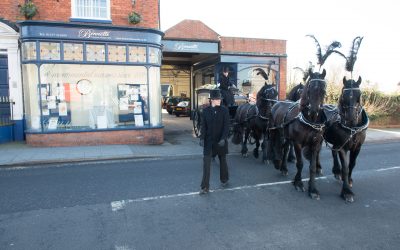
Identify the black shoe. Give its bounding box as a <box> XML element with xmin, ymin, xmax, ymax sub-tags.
<box><xmin>199</xmin><ymin>188</ymin><xmax>209</xmax><ymax>195</ymax></box>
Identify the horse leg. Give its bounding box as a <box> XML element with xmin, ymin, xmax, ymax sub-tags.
<box><xmin>338</xmin><ymin>149</ymin><xmax>354</xmax><ymax>202</ymax></box>
<box><xmin>331</xmin><ymin>150</ymin><xmax>341</xmax><ymax>180</ymax></box>
<box><xmin>287</xmin><ymin>142</ymin><xmax>296</xmax><ymax>163</ymax></box>
<box><xmin>241</xmin><ymin>127</ymin><xmax>249</xmax><ymax>157</ymax></box>
<box><xmin>316</xmin><ymin>152</ymin><xmax>323</xmax><ymax>176</ymax></box>
<box><xmin>280</xmin><ymin>140</ymin><xmax>289</xmax><ymax>176</ymax></box>
<box><xmin>308</xmin><ymin>147</ymin><xmax>321</xmax><ymax>200</ymax></box>
<box><xmin>292</xmin><ymin>143</ymin><xmax>305</xmax><ymax>191</ymax></box>
<box><xmin>348</xmin><ymin>146</ymin><xmax>361</xmax><ymax>188</ymax></box>
<box><xmin>261</xmin><ymin>132</ymin><xmax>269</xmax><ymax>164</ymax></box>
<box><xmin>253</xmin><ymin>132</ymin><xmax>260</xmax><ymax>159</ymax></box>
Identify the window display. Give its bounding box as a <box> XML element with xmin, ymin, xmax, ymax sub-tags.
<box><xmin>23</xmin><ymin>64</ymin><xmax>151</xmax><ymax>131</ymax></box>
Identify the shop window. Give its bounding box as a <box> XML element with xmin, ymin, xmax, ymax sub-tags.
<box><xmin>128</xmin><ymin>46</ymin><xmax>146</xmax><ymax>63</ymax></box>
<box><xmin>22</xmin><ymin>42</ymin><xmax>37</xmax><ymax>61</ymax></box>
<box><xmin>40</xmin><ymin>42</ymin><xmax>60</xmax><ymax>60</ymax></box>
<box><xmin>86</xmin><ymin>44</ymin><xmax>105</xmax><ymax>62</ymax></box>
<box><xmin>23</xmin><ymin>64</ymin><xmax>151</xmax><ymax>132</ymax></box>
<box><xmin>72</xmin><ymin>0</ymin><xmax>110</xmax><ymax>20</ymax></box>
<box><xmin>108</xmin><ymin>45</ymin><xmax>126</xmax><ymax>63</ymax></box>
<box><xmin>63</xmin><ymin>43</ymin><xmax>83</xmax><ymax>61</ymax></box>
<box><xmin>149</xmin><ymin>47</ymin><xmax>161</xmax><ymax>64</ymax></box>
<box><xmin>237</xmin><ymin>64</ymin><xmax>279</xmax><ymax>95</ymax></box>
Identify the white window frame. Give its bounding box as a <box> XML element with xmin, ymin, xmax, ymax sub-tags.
<box><xmin>71</xmin><ymin>0</ymin><xmax>111</xmax><ymax>21</ymax></box>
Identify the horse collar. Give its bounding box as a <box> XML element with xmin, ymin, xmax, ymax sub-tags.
<box><xmin>297</xmin><ymin>112</ymin><xmax>325</xmax><ymax>131</ymax></box>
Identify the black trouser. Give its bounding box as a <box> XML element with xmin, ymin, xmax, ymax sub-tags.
<box><xmin>201</xmin><ymin>154</ymin><xmax>229</xmax><ymax>189</ymax></box>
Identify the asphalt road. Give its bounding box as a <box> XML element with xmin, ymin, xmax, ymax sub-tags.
<box><xmin>0</xmin><ymin>142</ymin><xmax>400</xmax><ymax>249</ymax></box>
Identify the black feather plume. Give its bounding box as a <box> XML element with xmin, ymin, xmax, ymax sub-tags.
<box><xmin>254</xmin><ymin>67</ymin><xmax>269</xmax><ymax>80</ymax></box>
<box><xmin>306</xmin><ymin>35</ymin><xmax>342</xmax><ymax>68</ymax></box>
<box><xmin>346</xmin><ymin>36</ymin><xmax>363</xmax><ymax>72</ymax></box>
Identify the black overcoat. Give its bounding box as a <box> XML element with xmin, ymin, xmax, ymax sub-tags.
<box><xmin>219</xmin><ymin>74</ymin><xmax>231</xmax><ymax>90</ymax></box>
<box><xmin>200</xmin><ymin>105</ymin><xmax>230</xmax><ymax>155</ymax></box>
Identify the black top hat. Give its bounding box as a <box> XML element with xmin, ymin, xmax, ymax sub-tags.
<box><xmin>209</xmin><ymin>89</ymin><xmax>222</xmax><ymax>100</ymax></box>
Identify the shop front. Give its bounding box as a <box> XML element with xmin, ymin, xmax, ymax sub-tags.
<box><xmin>20</xmin><ymin>21</ymin><xmax>164</xmax><ymax>146</ymax></box>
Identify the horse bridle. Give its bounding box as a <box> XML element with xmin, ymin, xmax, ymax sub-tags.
<box><xmin>304</xmin><ymin>78</ymin><xmax>326</xmax><ymax>110</ymax></box>
<box><xmin>324</xmin><ymin>87</ymin><xmax>368</xmax><ymax>151</ymax></box>
<box><xmin>257</xmin><ymin>86</ymin><xmax>278</xmax><ymax>120</ymax></box>
<box><xmin>339</xmin><ymin>87</ymin><xmax>363</xmax><ymax>127</ymax></box>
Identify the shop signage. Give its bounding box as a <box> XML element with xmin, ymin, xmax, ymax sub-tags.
<box><xmin>20</xmin><ymin>23</ymin><xmax>162</xmax><ymax>44</ymax></box>
<box><xmin>162</xmin><ymin>40</ymin><xmax>218</xmax><ymax>53</ymax></box>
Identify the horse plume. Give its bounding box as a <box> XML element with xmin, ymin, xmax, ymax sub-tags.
<box><xmin>306</xmin><ymin>35</ymin><xmax>342</xmax><ymax>69</ymax></box>
<box><xmin>332</xmin><ymin>36</ymin><xmax>363</xmax><ymax>73</ymax></box>
<box><xmin>254</xmin><ymin>67</ymin><xmax>270</xmax><ymax>81</ymax></box>
<box><xmin>293</xmin><ymin>62</ymin><xmax>314</xmax><ymax>82</ymax></box>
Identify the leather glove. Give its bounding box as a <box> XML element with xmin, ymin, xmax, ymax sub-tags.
<box><xmin>217</xmin><ymin>139</ymin><xmax>226</xmax><ymax>147</ymax></box>
<box><xmin>199</xmin><ymin>139</ymin><xmax>204</xmax><ymax>147</ymax></box>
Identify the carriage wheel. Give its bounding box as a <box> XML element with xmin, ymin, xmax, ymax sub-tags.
<box><xmin>193</xmin><ymin>111</ymin><xmax>201</xmax><ymax>137</ymax></box>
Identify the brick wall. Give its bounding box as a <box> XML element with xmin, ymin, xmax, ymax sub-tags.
<box><xmin>279</xmin><ymin>57</ymin><xmax>287</xmax><ymax>100</ymax></box>
<box><xmin>0</xmin><ymin>0</ymin><xmax>159</xmax><ymax>29</ymax></box>
<box><xmin>220</xmin><ymin>37</ymin><xmax>286</xmax><ymax>55</ymax></box>
<box><xmin>26</xmin><ymin>128</ymin><xmax>164</xmax><ymax>147</ymax></box>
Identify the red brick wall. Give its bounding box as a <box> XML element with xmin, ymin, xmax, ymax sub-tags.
<box><xmin>279</xmin><ymin>57</ymin><xmax>287</xmax><ymax>100</ymax></box>
<box><xmin>220</xmin><ymin>37</ymin><xmax>286</xmax><ymax>55</ymax></box>
<box><xmin>0</xmin><ymin>0</ymin><xmax>159</xmax><ymax>29</ymax></box>
<box><xmin>26</xmin><ymin>128</ymin><xmax>164</xmax><ymax>147</ymax></box>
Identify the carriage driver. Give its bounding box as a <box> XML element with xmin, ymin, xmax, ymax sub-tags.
<box><xmin>199</xmin><ymin>89</ymin><xmax>230</xmax><ymax>194</ymax></box>
<box><xmin>218</xmin><ymin>67</ymin><xmax>235</xmax><ymax>107</ymax></box>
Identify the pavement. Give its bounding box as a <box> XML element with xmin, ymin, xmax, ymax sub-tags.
<box><xmin>1</xmin><ymin>111</ymin><xmax>400</xmax><ymax>167</ymax></box>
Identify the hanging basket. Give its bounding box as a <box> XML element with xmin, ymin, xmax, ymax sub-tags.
<box><xmin>19</xmin><ymin>1</ymin><xmax>38</xmax><ymax>20</ymax></box>
<box><xmin>128</xmin><ymin>12</ymin><xmax>141</xmax><ymax>24</ymax></box>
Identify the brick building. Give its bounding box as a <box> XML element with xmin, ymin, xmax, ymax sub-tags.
<box><xmin>0</xmin><ymin>1</ymin><xmax>286</xmax><ymax>146</ymax></box>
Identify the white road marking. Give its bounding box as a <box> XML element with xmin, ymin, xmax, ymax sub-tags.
<box><xmin>110</xmin><ymin>177</ymin><xmax>328</xmax><ymax>211</ymax></box>
<box><xmin>376</xmin><ymin>166</ymin><xmax>400</xmax><ymax>172</ymax></box>
<box><xmin>110</xmin><ymin>164</ymin><xmax>400</xmax><ymax>211</ymax></box>
<box><xmin>370</xmin><ymin>128</ymin><xmax>400</xmax><ymax>135</ymax></box>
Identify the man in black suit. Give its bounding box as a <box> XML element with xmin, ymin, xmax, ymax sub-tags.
<box><xmin>218</xmin><ymin>67</ymin><xmax>235</xmax><ymax>107</ymax></box>
<box><xmin>199</xmin><ymin>89</ymin><xmax>230</xmax><ymax>195</ymax></box>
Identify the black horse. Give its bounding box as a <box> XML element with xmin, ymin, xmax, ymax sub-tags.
<box><xmin>286</xmin><ymin>83</ymin><xmax>305</xmax><ymax>162</ymax></box>
<box><xmin>232</xmin><ymin>82</ymin><xmax>278</xmax><ymax>162</ymax></box>
<box><xmin>323</xmin><ymin>76</ymin><xmax>368</xmax><ymax>202</ymax></box>
<box><xmin>269</xmin><ymin>69</ymin><xmax>327</xmax><ymax>199</ymax></box>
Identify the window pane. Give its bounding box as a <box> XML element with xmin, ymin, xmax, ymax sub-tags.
<box><xmin>74</xmin><ymin>0</ymin><xmax>108</xmax><ymax>19</ymax></box>
<box><xmin>63</xmin><ymin>43</ymin><xmax>83</xmax><ymax>61</ymax></box>
<box><xmin>128</xmin><ymin>46</ymin><xmax>146</xmax><ymax>63</ymax></box>
<box><xmin>86</xmin><ymin>44</ymin><xmax>105</xmax><ymax>62</ymax></box>
<box><xmin>22</xmin><ymin>42</ymin><xmax>37</xmax><ymax>60</ymax></box>
<box><xmin>40</xmin><ymin>42</ymin><xmax>60</xmax><ymax>60</ymax></box>
<box><xmin>108</xmin><ymin>45</ymin><xmax>126</xmax><ymax>62</ymax></box>
<box><xmin>149</xmin><ymin>47</ymin><xmax>161</xmax><ymax>64</ymax></box>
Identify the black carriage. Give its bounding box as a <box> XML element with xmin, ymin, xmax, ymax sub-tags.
<box><xmin>192</xmin><ymin>86</ymin><xmax>247</xmax><ymax>137</ymax></box>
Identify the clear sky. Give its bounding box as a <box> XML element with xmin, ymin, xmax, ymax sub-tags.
<box><xmin>160</xmin><ymin>0</ymin><xmax>399</xmax><ymax>93</ymax></box>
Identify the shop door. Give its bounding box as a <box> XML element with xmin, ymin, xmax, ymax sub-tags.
<box><xmin>0</xmin><ymin>55</ymin><xmax>13</xmax><ymax>143</ymax></box>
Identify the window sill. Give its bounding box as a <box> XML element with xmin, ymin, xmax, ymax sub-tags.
<box><xmin>70</xmin><ymin>18</ymin><xmax>112</xmax><ymax>24</ymax></box>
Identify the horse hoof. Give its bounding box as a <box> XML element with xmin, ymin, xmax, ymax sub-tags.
<box><xmin>293</xmin><ymin>181</ymin><xmax>305</xmax><ymax>192</ymax></box>
<box><xmin>334</xmin><ymin>174</ymin><xmax>341</xmax><ymax>181</ymax></box>
<box><xmin>281</xmin><ymin>170</ymin><xmax>288</xmax><ymax>176</ymax></box>
<box><xmin>242</xmin><ymin>153</ymin><xmax>248</xmax><ymax>158</ymax></box>
<box><xmin>288</xmin><ymin>158</ymin><xmax>295</xmax><ymax>163</ymax></box>
<box><xmin>309</xmin><ymin>192</ymin><xmax>320</xmax><ymax>200</ymax></box>
<box><xmin>316</xmin><ymin>169</ymin><xmax>323</xmax><ymax>177</ymax></box>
